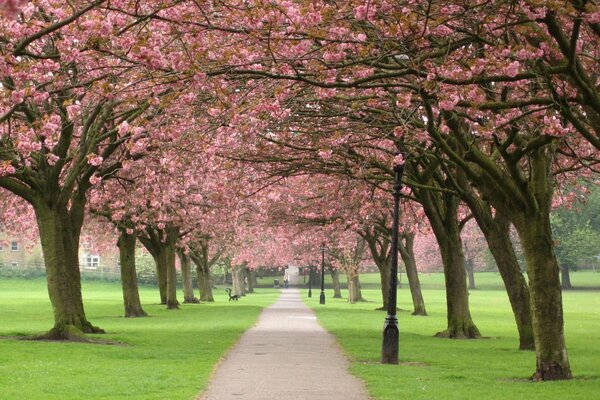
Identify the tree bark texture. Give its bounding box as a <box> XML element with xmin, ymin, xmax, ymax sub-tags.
<box><xmin>139</xmin><ymin>235</ymin><xmax>167</xmax><ymax>305</ymax></box>
<box><xmin>164</xmin><ymin>226</ymin><xmax>180</xmax><ymax>309</ymax></box>
<box><xmin>246</xmin><ymin>268</ymin><xmax>255</xmax><ymax>293</ymax></box>
<box><xmin>347</xmin><ymin>272</ymin><xmax>364</xmax><ymax>303</ymax></box>
<box><xmin>34</xmin><ymin>203</ymin><xmax>104</xmax><ymax>339</ymax></box>
<box><xmin>482</xmin><ymin>213</ymin><xmax>535</xmax><ymax>350</ymax></box>
<box><xmin>179</xmin><ymin>251</ymin><xmax>198</xmax><ymax>303</ymax></box>
<box><xmin>472</xmin><ymin>145</ymin><xmax>570</xmax><ymax>378</ymax></box>
<box><xmin>195</xmin><ymin>260</ymin><xmax>214</xmax><ymax>302</ymax></box>
<box><xmin>399</xmin><ymin>231</ymin><xmax>427</xmax><ymax>316</ymax></box>
<box><xmin>419</xmin><ymin>189</ymin><xmax>480</xmax><ymax>338</ymax></box>
<box><xmin>514</xmin><ymin>211</ymin><xmax>571</xmax><ymax>379</ymax></box>
<box><xmin>232</xmin><ymin>266</ymin><xmax>246</xmax><ymax>296</ymax></box>
<box><xmin>377</xmin><ymin>264</ymin><xmax>391</xmax><ymax>310</ymax></box>
<box><xmin>330</xmin><ymin>267</ymin><xmax>342</xmax><ymax>298</ymax></box>
<box><xmin>561</xmin><ymin>266</ymin><xmax>573</xmax><ymax>290</ymax></box>
<box><xmin>117</xmin><ymin>230</ymin><xmax>147</xmax><ymax>317</ymax></box>
<box><xmin>465</xmin><ymin>258</ymin><xmax>476</xmax><ymax>290</ymax></box>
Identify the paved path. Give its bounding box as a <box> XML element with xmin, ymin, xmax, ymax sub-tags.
<box><xmin>199</xmin><ymin>289</ymin><xmax>371</xmax><ymax>400</ymax></box>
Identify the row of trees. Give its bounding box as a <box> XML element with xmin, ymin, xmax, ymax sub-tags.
<box><xmin>2</xmin><ymin>0</ymin><xmax>599</xmax><ymax>381</ymax></box>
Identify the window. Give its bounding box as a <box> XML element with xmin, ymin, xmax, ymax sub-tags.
<box><xmin>11</xmin><ymin>241</ymin><xmax>19</xmax><ymax>251</ymax></box>
<box><xmin>84</xmin><ymin>254</ymin><xmax>100</xmax><ymax>270</ymax></box>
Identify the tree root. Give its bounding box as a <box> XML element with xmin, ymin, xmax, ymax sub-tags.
<box><xmin>434</xmin><ymin>327</ymin><xmax>481</xmax><ymax>339</ymax></box>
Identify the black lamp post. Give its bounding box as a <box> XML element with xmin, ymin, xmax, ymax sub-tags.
<box><xmin>381</xmin><ymin>156</ymin><xmax>404</xmax><ymax>364</ymax></box>
<box><xmin>319</xmin><ymin>243</ymin><xmax>326</xmax><ymax>305</ymax></box>
<box><xmin>308</xmin><ymin>266</ymin><xmax>312</xmax><ymax>298</ymax></box>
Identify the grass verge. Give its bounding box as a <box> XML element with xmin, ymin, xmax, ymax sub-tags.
<box><xmin>306</xmin><ymin>271</ymin><xmax>600</xmax><ymax>400</ymax></box>
<box><xmin>0</xmin><ymin>278</ymin><xmax>279</xmax><ymax>400</ymax></box>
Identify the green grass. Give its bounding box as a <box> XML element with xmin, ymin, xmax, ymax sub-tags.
<box><xmin>306</xmin><ymin>271</ymin><xmax>600</xmax><ymax>400</ymax></box>
<box><xmin>0</xmin><ymin>279</ymin><xmax>279</xmax><ymax>400</ymax></box>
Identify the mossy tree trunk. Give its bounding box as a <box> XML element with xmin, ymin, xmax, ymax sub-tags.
<box><xmin>33</xmin><ymin>199</ymin><xmax>104</xmax><ymax>339</ymax></box>
<box><xmin>138</xmin><ymin>226</ymin><xmax>179</xmax><ymax>309</ymax></box>
<box><xmin>514</xmin><ymin>209</ymin><xmax>571</xmax><ymax>379</ymax></box>
<box><xmin>503</xmin><ymin>147</ymin><xmax>571</xmax><ymax>378</ymax></box>
<box><xmin>399</xmin><ymin>230</ymin><xmax>427</xmax><ymax>316</ymax></box>
<box><xmin>455</xmin><ymin>167</ymin><xmax>535</xmax><ymax>350</ymax></box>
<box><xmin>117</xmin><ymin>229</ymin><xmax>147</xmax><ymax>318</ymax></box>
<box><xmin>164</xmin><ymin>226</ymin><xmax>180</xmax><ymax>309</ymax></box>
<box><xmin>232</xmin><ymin>265</ymin><xmax>246</xmax><ymax>296</ymax></box>
<box><xmin>465</xmin><ymin>258</ymin><xmax>476</xmax><ymax>290</ymax></box>
<box><xmin>346</xmin><ymin>272</ymin><xmax>364</xmax><ymax>303</ymax></box>
<box><xmin>417</xmin><ymin>186</ymin><xmax>480</xmax><ymax>339</ymax></box>
<box><xmin>561</xmin><ymin>265</ymin><xmax>573</xmax><ymax>290</ymax></box>
<box><xmin>138</xmin><ymin>231</ymin><xmax>167</xmax><ymax>304</ymax></box>
<box><xmin>246</xmin><ymin>267</ymin><xmax>255</xmax><ymax>293</ymax></box>
<box><xmin>361</xmin><ymin>227</ymin><xmax>391</xmax><ymax>310</ymax></box>
<box><xmin>479</xmin><ymin>211</ymin><xmax>535</xmax><ymax>350</ymax></box>
<box><xmin>432</xmin><ymin>98</ymin><xmax>570</xmax><ymax>377</ymax></box>
<box><xmin>377</xmin><ymin>263</ymin><xmax>391</xmax><ymax>310</ymax></box>
<box><xmin>330</xmin><ymin>267</ymin><xmax>342</xmax><ymax>298</ymax></box>
<box><xmin>189</xmin><ymin>239</ymin><xmax>223</xmax><ymax>302</ymax></box>
<box><xmin>178</xmin><ymin>250</ymin><xmax>198</xmax><ymax>303</ymax></box>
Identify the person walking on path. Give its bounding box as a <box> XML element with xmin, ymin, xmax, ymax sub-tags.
<box><xmin>199</xmin><ymin>289</ymin><xmax>370</xmax><ymax>400</ymax></box>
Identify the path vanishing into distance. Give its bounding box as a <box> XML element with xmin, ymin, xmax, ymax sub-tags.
<box><xmin>199</xmin><ymin>288</ymin><xmax>371</xmax><ymax>400</ymax></box>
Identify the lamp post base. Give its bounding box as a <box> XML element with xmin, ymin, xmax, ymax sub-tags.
<box><xmin>308</xmin><ymin>289</ymin><xmax>312</xmax><ymax>298</ymax></box>
<box><xmin>319</xmin><ymin>291</ymin><xmax>325</xmax><ymax>304</ymax></box>
<box><xmin>381</xmin><ymin>315</ymin><xmax>399</xmax><ymax>364</ymax></box>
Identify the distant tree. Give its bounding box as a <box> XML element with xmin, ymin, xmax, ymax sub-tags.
<box><xmin>552</xmin><ymin>187</ymin><xmax>600</xmax><ymax>289</ymax></box>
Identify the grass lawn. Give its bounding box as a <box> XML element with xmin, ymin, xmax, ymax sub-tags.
<box><xmin>0</xmin><ymin>278</ymin><xmax>279</xmax><ymax>400</ymax></box>
<box><xmin>306</xmin><ymin>271</ymin><xmax>600</xmax><ymax>400</ymax></box>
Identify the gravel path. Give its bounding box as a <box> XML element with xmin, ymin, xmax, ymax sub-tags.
<box><xmin>198</xmin><ymin>288</ymin><xmax>371</xmax><ymax>400</ymax></box>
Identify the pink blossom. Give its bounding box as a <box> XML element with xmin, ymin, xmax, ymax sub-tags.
<box><xmin>396</xmin><ymin>93</ymin><xmax>411</xmax><ymax>108</ymax></box>
<box><xmin>46</xmin><ymin>154</ymin><xmax>59</xmax><ymax>166</ymax></box>
<box><xmin>439</xmin><ymin>94</ymin><xmax>460</xmax><ymax>111</ymax></box>
<box><xmin>354</xmin><ymin>5</ymin><xmax>368</xmax><ymax>20</ymax></box>
<box><xmin>118</xmin><ymin>121</ymin><xmax>130</xmax><ymax>135</ymax></box>
<box><xmin>0</xmin><ymin>0</ymin><xmax>27</xmax><ymax>17</ymax></box>
<box><xmin>318</xmin><ymin>149</ymin><xmax>333</xmax><ymax>160</ymax></box>
<box><xmin>10</xmin><ymin>90</ymin><xmax>25</xmax><ymax>104</ymax></box>
<box><xmin>393</xmin><ymin>126</ymin><xmax>405</xmax><ymax>138</ymax></box>
<box><xmin>89</xmin><ymin>175</ymin><xmax>101</xmax><ymax>185</ymax></box>
<box><xmin>393</xmin><ymin>153</ymin><xmax>405</xmax><ymax>167</ymax></box>
<box><xmin>503</xmin><ymin>61</ymin><xmax>520</xmax><ymax>78</ymax></box>
<box><xmin>87</xmin><ymin>154</ymin><xmax>103</xmax><ymax>166</ymax></box>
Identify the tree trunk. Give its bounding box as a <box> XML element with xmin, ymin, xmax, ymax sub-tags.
<box><xmin>399</xmin><ymin>232</ymin><xmax>427</xmax><ymax>316</ymax></box>
<box><xmin>330</xmin><ymin>267</ymin><xmax>342</xmax><ymax>298</ymax></box>
<box><xmin>514</xmin><ymin>212</ymin><xmax>572</xmax><ymax>380</ymax></box>
<box><xmin>465</xmin><ymin>258</ymin><xmax>476</xmax><ymax>290</ymax></box>
<box><xmin>144</xmin><ymin>246</ymin><xmax>167</xmax><ymax>305</ymax></box>
<box><xmin>347</xmin><ymin>272</ymin><xmax>364</xmax><ymax>303</ymax></box>
<box><xmin>232</xmin><ymin>266</ymin><xmax>245</xmax><ymax>297</ymax></box>
<box><xmin>179</xmin><ymin>251</ymin><xmax>198</xmax><ymax>303</ymax></box>
<box><xmin>435</xmin><ymin>232</ymin><xmax>481</xmax><ymax>338</ymax></box>
<box><xmin>165</xmin><ymin>227</ymin><xmax>180</xmax><ymax>309</ymax></box>
<box><xmin>420</xmin><ymin>189</ymin><xmax>480</xmax><ymax>339</ymax></box>
<box><xmin>246</xmin><ymin>268</ymin><xmax>255</xmax><ymax>293</ymax></box>
<box><xmin>561</xmin><ymin>266</ymin><xmax>573</xmax><ymax>290</ymax></box>
<box><xmin>117</xmin><ymin>230</ymin><xmax>147</xmax><ymax>317</ymax></box>
<box><xmin>154</xmin><ymin>249</ymin><xmax>168</xmax><ymax>304</ymax></box>
<box><xmin>309</xmin><ymin>268</ymin><xmax>319</xmax><ymax>288</ymax></box>
<box><xmin>196</xmin><ymin>261</ymin><xmax>214</xmax><ymax>302</ymax></box>
<box><xmin>34</xmin><ymin>203</ymin><xmax>104</xmax><ymax>339</ymax></box>
<box><xmin>377</xmin><ymin>262</ymin><xmax>391</xmax><ymax>310</ymax></box>
<box><xmin>482</xmin><ymin>213</ymin><xmax>535</xmax><ymax>351</ymax></box>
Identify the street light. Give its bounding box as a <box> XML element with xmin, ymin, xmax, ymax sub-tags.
<box><xmin>319</xmin><ymin>242</ymin><xmax>326</xmax><ymax>305</ymax></box>
<box><xmin>381</xmin><ymin>154</ymin><xmax>405</xmax><ymax>364</ymax></box>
